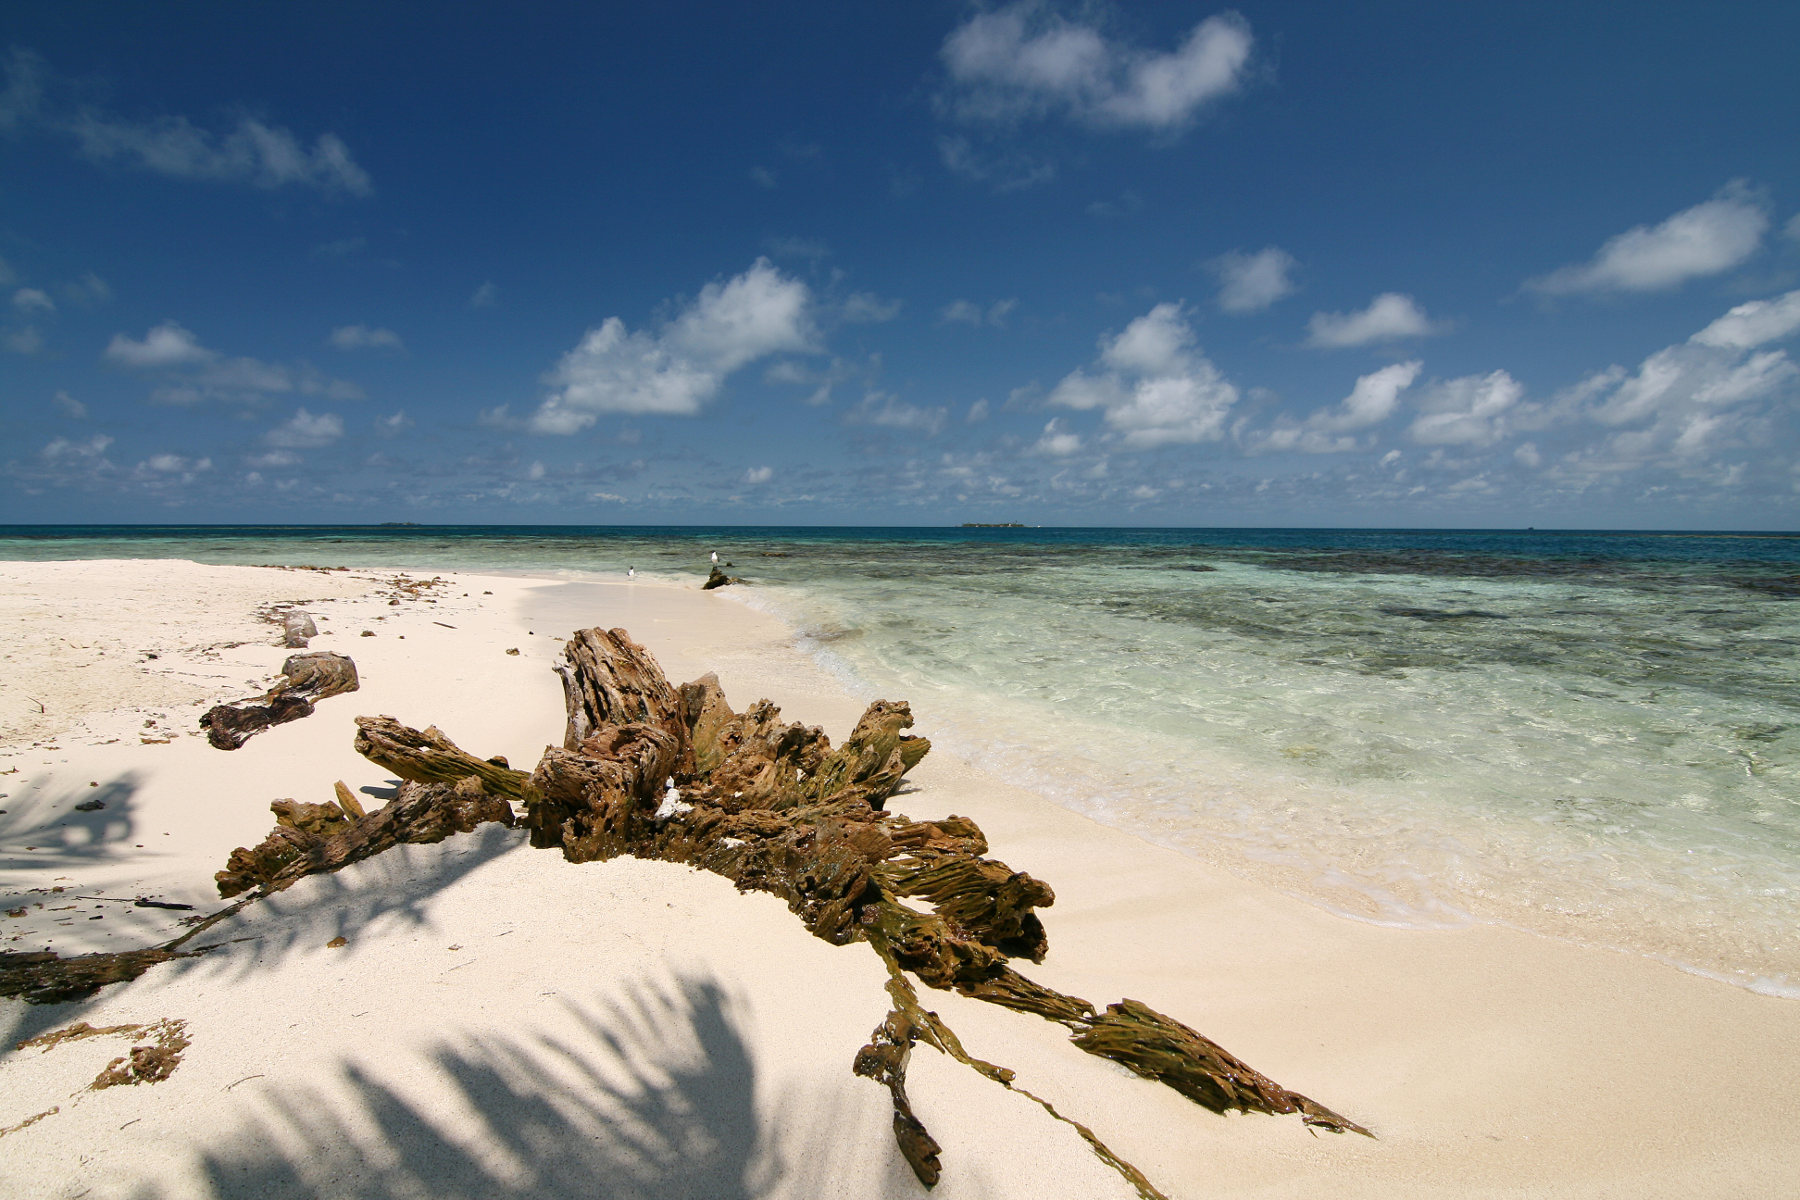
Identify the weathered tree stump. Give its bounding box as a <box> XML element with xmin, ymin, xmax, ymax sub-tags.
<box><xmin>200</xmin><ymin>652</ymin><xmax>360</xmax><ymax>750</ymax></box>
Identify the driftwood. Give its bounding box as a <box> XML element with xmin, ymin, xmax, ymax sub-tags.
<box><xmin>200</xmin><ymin>652</ymin><xmax>360</xmax><ymax>750</ymax></box>
<box><xmin>10</xmin><ymin>624</ymin><xmax>1365</xmax><ymax>1197</ymax></box>
<box><xmin>702</xmin><ymin>566</ymin><xmax>741</xmax><ymax>590</ymax></box>
<box><xmin>516</xmin><ymin>627</ymin><xmax>1368</xmax><ymax>1191</ymax></box>
<box><xmin>215</xmin><ymin>777</ymin><xmax>514</xmax><ymax>897</ymax></box>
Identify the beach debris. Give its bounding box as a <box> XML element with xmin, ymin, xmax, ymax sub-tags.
<box><xmin>702</xmin><ymin>565</ymin><xmax>742</xmax><ymax>590</ymax></box>
<box><xmin>513</xmin><ymin>627</ymin><xmax>1368</xmax><ymax>1188</ymax></box>
<box><xmin>214</xmin><ymin>774</ymin><xmax>514</xmax><ymax>898</ymax></box>
<box><xmin>0</xmin><ymin>940</ymin><xmax>230</xmax><ymax>1005</ymax></box>
<box><xmin>199</xmin><ymin>651</ymin><xmax>360</xmax><ymax>750</ymax></box>
<box><xmin>88</xmin><ymin>1018</ymin><xmax>191</xmax><ymax>1089</ymax></box>
<box><xmin>281</xmin><ymin>610</ymin><xmax>318</xmax><ymax>648</ymax></box>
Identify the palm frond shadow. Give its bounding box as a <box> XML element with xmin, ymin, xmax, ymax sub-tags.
<box><xmin>139</xmin><ymin>974</ymin><xmax>789</xmax><ymax>1200</ymax></box>
<box><xmin>0</xmin><ymin>770</ymin><xmax>142</xmax><ymax>878</ymax></box>
<box><xmin>155</xmin><ymin>821</ymin><xmax>530</xmax><ymax>998</ymax></box>
<box><xmin>1</xmin><ymin>821</ymin><xmax>525</xmax><ymax>1052</ymax></box>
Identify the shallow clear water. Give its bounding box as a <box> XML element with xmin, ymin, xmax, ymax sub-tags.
<box><xmin>6</xmin><ymin>525</ymin><xmax>1799</xmax><ymax>993</ymax></box>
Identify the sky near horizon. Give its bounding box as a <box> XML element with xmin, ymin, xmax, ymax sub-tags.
<box><xmin>3</xmin><ymin>2</ymin><xmax>1799</xmax><ymax>529</ymax></box>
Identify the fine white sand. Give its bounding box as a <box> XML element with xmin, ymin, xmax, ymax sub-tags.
<box><xmin>2</xmin><ymin>559</ymin><xmax>1798</xmax><ymax>1199</ymax></box>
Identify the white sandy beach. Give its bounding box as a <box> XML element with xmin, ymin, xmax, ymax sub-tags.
<box><xmin>2</xmin><ymin>559</ymin><xmax>1798</xmax><ymax>1199</ymax></box>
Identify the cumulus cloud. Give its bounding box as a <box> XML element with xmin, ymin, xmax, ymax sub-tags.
<box><xmin>1256</xmin><ymin>360</ymin><xmax>1421</xmax><ymax>453</ymax></box>
<box><xmin>53</xmin><ymin>389</ymin><xmax>86</xmax><ymax>419</ymax></box>
<box><xmin>139</xmin><ymin>453</ymin><xmax>211</xmax><ymax>476</ymax></box>
<box><xmin>264</xmin><ymin>408</ymin><xmax>344</xmax><ymax>449</ymax></box>
<box><xmin>2</xmin><ymin>326</ymin><xmax>43</xmax><ymax>355</ymax></box>
<box><xmin>1527</xmin><ymin>183</ymin><xmax>1769</xmax><ymax>295</ymax></box>
<box><xmin>1407</xmin><ymin>370</ymin><xmax>1526</xmax><ymax>447</ymax></box>
<box><xmin>744</xmin><ymin>465</ymin><xmax>774</xmax><ymax>484</ymax></box>
<box><xmin>105</xmin><ymin>321</ymin><xmax>215</xmax><ymax>367</ymax></box>
<box><xmin>328</xmin><ymin>324</ymin><xmax>404</xmax><ymax>351</ymax></box>
<box><xmin>58</xmin><ymin>272</ymin><xmax>110</xmax><ymax>306</ymax></box>
<box><xmin>1306</xmin><ymin>293</ymin><xmax>1444</xmax><ymax>348</ymax></box>
<box><xmin>4</xmin><ymin>49</ymin><xmax>369</xmax><ymax>195</ymax></box>
<box><xmin>106</xmin><ymin>323</ymin><xmax>363</xmax><ymax>408</ymax></box>
<box><xmin>1048</xmin><ymin>302</ymin><xmax>1239</xmax><ymax>449</ymax></box>
<box><xmin>1211</xmin><ymin>246</ymin><xmax>1296</xmax><ymax>314</ymax></box>
<box><xmin>939</xmin><ymin>297</ymin><xmax>1019</xmax><ymax>327</ymax></box>
<box><xmin>1033</xmin><ymin>418</ymin><xmax>1083</xmax><ymax>455</ymax></box>
<box><xmin>42</xmin><ymin>433</ymin><xmax>112</xmax><ymax>462</ymax></box>
<box><xmin>940</xmin><ymin>4</ymin><xmax>1253</xmax><ymax>131</ymax></box>
<box><xmin>1691</xmin><ymin>290</ymin><xmax>1800</xmax><ymax>350</ymax></box>
<box><xmin>531</xmin><ymin>259</ymin><xmax>815</xmax><ymax>434</ymax></box>
<box><xmin>847</xmin><ymin>391</ymin><xmax>948</xmax><ymax>436</ymax></box>
<box><xmin>840</xmin><ymin>292</ymin><xmax>902</xmax><ymax>323</ymax></box>
<box><xmin>12</xmin><ymin>287</ymin><xmax>54</xmax><ymax>314</ymax></box>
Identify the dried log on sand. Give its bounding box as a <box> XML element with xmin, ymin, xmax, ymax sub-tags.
<box><xmin>6</xmin><ymin>625</ymin><xmax>1367</xmax><ymax>1197</ymax></box>
<box><xmin>200</xmin><ymin>651</ymin><xmax>360</xmax><ymax>750</ymax></box>
<box><xmin>512</xmin><ymin>627</ymin><xmax>1368</xmax><ymax>1192</ymax></box>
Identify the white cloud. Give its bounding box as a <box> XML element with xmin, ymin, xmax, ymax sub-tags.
<box><xmin>53</xmin><ymin>389</ymin><xmax>86</xmax><ymax>419</ymax></box>
<box><xmin>264</xmin><ymin>407</ymin><xmax>344</xmax><ymax>449</ymax></box>
<box><xmin>328</xmin><ymin>324</ymin><xmax>404</xmax><ymax>351</ymax></box>
<box><xmin>63</xmin><ymin>107</ymin><xmax>370</xmax><ymax>195</ymax></box>
<box><xmin>1033</xmin><ymin>418</ymin><xmax>1083</xmax><ymax>455</ymax></box>
<box><xmin>744</xmin><ymin>465</ymin><xmax>774</xmax><ymax>484</ymax></box>
<box><xmin>12</xmin><ymin>287</ymin><xmax>53</xmax><ymax>314</ymax></box>
<box><xmin>1</xmin><ymin>46</ymin><xmax>367</xmax><ymax>194</ymax></box>
<box><xmin>939</xmin><ymin>297</ymin><xmax>1018</xmax><ymax>327</ymax></box>
<box><xmin>1211</xmin><ymin>246</ymin><xmax>1296</xmax><ymax>314</ymax></box>
<box><xmin>1306</xmin><ymin>293</ymin><xmax>1444</xmax><ymax>348</ymax></box>
<box><xmin>248</xmin><ymin>451</ymin><xmax>300</xmax><ymax>468</ymax></box>
<box><xmin>469</xmin><ymin>281</ymin><xmax>498</xmax><ymax>309</ymax></box>
<box><xmin>141</xmin><ymin>453</ymin><xmax>211</xmax><ymax>475</ymax></box>
<box><xmin>841</xmin><ymin>292</ymin><xmax>902</xmax><ymax>323</ymax></box>
<box><xmin>749</xmin><ymin>165</ymin><xmax>777</xmax><ymax>189</ymax></box>
<box><xmin>1048</xmin><ymin>302</ymin><xmax>1239</xmax><ymax>448</ymax></box>
<box><xmin>42</xmin><ymin>433</ymin><xmax>112</xmax><ymax>462</ymax></box>
<box><xmin>532</xmin><ymin>258</ymin><xmax>814</xmax><ymax>433</ymax></box>
<box><xmin>1408</xmin><ymin>370</ymin><xmax>1525</xmax><ymax>446</ymax></box>
<box><xmin>941</xmin><ymin>5</ymin><xmax>1253</xmax><ymax>131</ymax></box>
<box><xmin>527</xmin><ymin>461</ymin><xmax>547</xmax><ymax>481</ymax></box>
<box><xmin>105</xmin><ymin>321</ymin><xmax>215</xmax><ymax>368</ymax></box>
<box><xmin>1786</xmin><ymin>213</ymin><xmax>1800</xmax><ymax>243</ymax></box>
<box><xmin>940</xmin><ymin>299</ymin><xmax>984</xmax><ymax>326</ymax></box>
<box><xmin>847</xmin><ymin>392</ymin><xmax>948</xmax><ymax>436</ymax></box>
<box><xmin>376</xmin><ymin>410</ymin><xmax>413</xmax><ymax>434</ymax></box>
<box><xmin>1256</xmin><ymin>360</ymin><xmax>1421</xmax><ymax>453</ymax></box>
<box><xmin>1528</xmin><ymin>183</ymin><xmax>1769</xmax><ymax>295</ymax></box>
<box><xmin>967</xmin><ymin>398</ymin><xmax>990</xmax><ymax>422</ymax></box>
<box><xmin>1690</xmin><ymin>289</ymin><xmax>1800</xmax><ymax>350</ymax></box>
<box><xmin>58</xmin><ymin>272</ymin><xmax>110</xmax><ymax>306</ymax></box>
<box><xmin>2</xmin><ymin>326</ymin><xmax>42</xmax><ymax>354</ymax></box>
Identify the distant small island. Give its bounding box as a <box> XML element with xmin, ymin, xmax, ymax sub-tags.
<box><xmin>960</xmin><ymin>522</ymin><xmax>1026</xmax><ymax>528</ymax></box>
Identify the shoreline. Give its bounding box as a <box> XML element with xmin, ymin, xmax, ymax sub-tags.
<box><xmin>2</xmin><ymin>559</ymin><xmax>1798</xmax><ymax>1197</ymax></box>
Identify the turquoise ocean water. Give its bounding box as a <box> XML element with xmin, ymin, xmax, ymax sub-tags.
<box><xmin>5</xmin><ymin>525</ymin><xmax>1798</xmax><ymax>995</ymax></box>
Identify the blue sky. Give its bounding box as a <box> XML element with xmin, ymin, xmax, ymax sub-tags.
<box><xmin>3</xmin><ymin>2</ymin><xmax>1799</xmax><ymax>528</ymax></box>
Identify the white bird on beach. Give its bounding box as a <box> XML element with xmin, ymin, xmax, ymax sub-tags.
<box><xmin>627</xmin><ymin>566</ymin><xmax>635</xmax><ymax>579</ymax></box>
<box><xmin>710</xmin><ymin>550</ymin><xmax>719</xmax><ymax>564</ymax></box>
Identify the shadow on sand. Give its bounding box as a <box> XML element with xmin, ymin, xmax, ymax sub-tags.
<box><xmin>137</xmin><ymin>975</ymin><xmax>791</xmax><ymax>1200</ymax></box>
